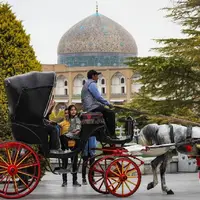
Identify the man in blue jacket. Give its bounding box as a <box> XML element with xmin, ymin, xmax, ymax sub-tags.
<box><xmin>81</xmin><ymin>70</ymin><xmax>117</xmax><ymax>138</ymax></box>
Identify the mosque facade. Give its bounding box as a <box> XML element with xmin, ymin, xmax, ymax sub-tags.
<box><xmin>42</xmin><ymin>9</ymin><xmax>141</xmax><ymax>110</ymax></box>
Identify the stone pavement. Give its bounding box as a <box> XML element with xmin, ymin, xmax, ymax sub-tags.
<box><xmin>24</xmin><ymin>172</ymin><xmax>200</xmax><ymax>200</ymax></box>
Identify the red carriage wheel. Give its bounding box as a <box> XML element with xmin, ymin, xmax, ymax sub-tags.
<box><xmin>0</xmin><ymin>141</ymin><xmax>41</xmax><ymax>199</ymax></box>
<box><xmin>105</xmin><ymin>157</ymin><xmax>141</xmax><ymax>198</ymax></box>
<box><xmin>88</xmin><ymin>156</ymin><xmax>114</xmax><ymax>194</ymax></box>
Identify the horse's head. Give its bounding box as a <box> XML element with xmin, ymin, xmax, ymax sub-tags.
<box><xmin>133</xmin><ymin>124</ymin><xmax>159</xmax><ymax>146</ymax></box>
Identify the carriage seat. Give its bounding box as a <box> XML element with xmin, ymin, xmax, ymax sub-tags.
<box><xmin>80</xmin><ymin>112</ymin><xmax>105</xmax><ymax>125</ymax></box>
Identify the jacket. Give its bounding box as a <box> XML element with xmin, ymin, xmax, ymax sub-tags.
<box><xmin>81</xmin><ymin>79</ymin><xmax>110</xmax><ymax>112</ymax></box>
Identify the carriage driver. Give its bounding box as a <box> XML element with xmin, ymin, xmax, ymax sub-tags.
<box><xmin>81</xmin><ymin>70</ymin><xmax>118</xmax><ymax>139</ymax></box>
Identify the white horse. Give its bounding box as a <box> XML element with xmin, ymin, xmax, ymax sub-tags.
<box><xmin>128</xmin><ymin>124</ymin><xmax>200</xmax><ymax>194</ymax></box>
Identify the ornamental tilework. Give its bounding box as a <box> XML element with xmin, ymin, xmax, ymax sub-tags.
<box><xmin>57</xmin><ymin>13</ymin><xmax>137</xmax><ymax>67</ymax></box>
<box><xmin>58</xmin><ymin>53</ymin><xmax>136</xmax><ymax>67</ymax></box>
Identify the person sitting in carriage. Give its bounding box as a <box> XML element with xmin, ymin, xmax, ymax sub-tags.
<box><xmin>81</xmin><ymin>70</ymin><xmax>118</xmax><ymax>139</ymax></box>
<box><xmin>60</xmin><ymin>104</ymin><xmax>81</xmax><ymax>144</ymax></box>
<box><xmin>59</xmin><ymin>107</ymin><xmax>70</xmax><ymax>136</ymax></box>
<box><xmin>44</xmin><ymin>95</ymin><xmax>64</xmax><ymax>154</ymax></box>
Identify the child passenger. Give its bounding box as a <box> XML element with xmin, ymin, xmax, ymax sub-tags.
<box><xmin>59</xmin><ymin>107</ymin><xmax>70</xmax><ymax>136</ymax></box>
<box><xmin>59</xmin><ymin>105</ymin><xmax>81</xmax><ymax>187</ymax></box>
<box><xmin>65</xmin><ymin>105</ymin><xmax>81</xmax><ymax>140</ymax></box>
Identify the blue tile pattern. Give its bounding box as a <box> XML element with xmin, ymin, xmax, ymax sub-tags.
<box><xmin>57</xmin><ymin>13</ymin><xmax>137</xmax><ymax>67</ymax></box>
<box><xmin>58</xmin><ymin>52</ymin><xmax>136</xmax><ymax>66</ymax></box>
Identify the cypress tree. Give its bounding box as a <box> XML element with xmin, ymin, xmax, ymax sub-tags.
<box><xmin>0</xmin><ymin>3</ymin><xmax>41</xmax><ymax>140</ymax></box>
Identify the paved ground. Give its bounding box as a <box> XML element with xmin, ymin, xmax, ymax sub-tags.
<box><xmin>24</xmin><ymin>172</ymin><xmax>200</xmax><ymax>200</ymax></box>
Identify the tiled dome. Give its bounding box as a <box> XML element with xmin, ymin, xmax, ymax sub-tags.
<box><xmin>57</xmin><ymin>13</ymin><xmax>137</xmax><ymax>66</ymax></box>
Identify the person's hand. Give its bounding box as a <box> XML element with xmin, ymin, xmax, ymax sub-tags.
<box><xmin>108</xmin><ymin>104</ymin><xmax>114</xmax><ymax>109</ymax></box>
<box><xmin>71</xmin><ymin>130</ymin><xmax>80</xmax><ymax>134</ymax></box>
<box><xmin>53</xmin><ymin>121</ymin><xmax>58</xmax><ymax>125</ymax></box>
<box><xmin>49</xmin><ymin>120</ymin><xmax>57</xmax><ymax>126</ymax></box>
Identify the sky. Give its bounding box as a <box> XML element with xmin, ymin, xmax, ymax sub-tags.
<box><xmin>2</xmin><ymin>0</ymin><xmax>183</xmax><ymax>64</ymax></box>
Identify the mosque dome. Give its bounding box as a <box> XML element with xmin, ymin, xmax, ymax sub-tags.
<box><xmin>57</xmin><ymin>12</ymin><xmax>137</xmax><ymax>67</ymax></box>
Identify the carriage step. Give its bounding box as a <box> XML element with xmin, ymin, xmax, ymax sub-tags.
<box><xmin>53</xmin><ymin>167</ymin><xmax>71</xmax><ymax>174</ymax></box>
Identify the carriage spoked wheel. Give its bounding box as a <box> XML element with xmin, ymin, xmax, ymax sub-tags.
<box><xmin>0</xmin><ymin>141</ymin><xmax>41</xmax><ymax>199</ymax></box>
<box><xmin>88</xmin><ymin>156</ymin><xmax>114</xmax><ymax>194</ymax></box>
<box><xmin>105</xmin><ymin>157</ymin><xmax>141</xmax><ymax>198</ymax></box>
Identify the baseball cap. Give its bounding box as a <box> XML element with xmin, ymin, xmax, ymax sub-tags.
<box><xmin>87</xmin><ymin>70</ymin><xmax>101</xmax><ymax>79</ymax></box>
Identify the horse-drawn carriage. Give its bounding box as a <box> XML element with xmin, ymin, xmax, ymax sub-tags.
<box><xmin>1</xmin><ymin>71</ymin><xmax>200</xmax><ymax>199</ymax></box>
<box><xmin>0</xmin><ymin>71</ymin><xmax>144</xmax><ymax>199</ymax></box>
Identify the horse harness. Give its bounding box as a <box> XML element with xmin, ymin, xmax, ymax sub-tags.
<box><xmin>168</xmin><ymin>124</ymin><xmax>192</xmax><ymax>144</ymax></box>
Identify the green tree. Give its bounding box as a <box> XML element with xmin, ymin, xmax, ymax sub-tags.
<box><xmin>0</xmin><ymin>3</ymin><xmax>41</xmax><ymax>140</ymax></box>
<box><xmin>127</xmin><ymin>0</ymin><xmax>200</xmax><ymax>124</ymax></box>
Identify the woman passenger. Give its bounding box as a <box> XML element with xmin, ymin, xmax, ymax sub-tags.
<box><xmin>45</xmin><ymin>96</ymin><xmax>62</xmax><ymax>154</ymax></box>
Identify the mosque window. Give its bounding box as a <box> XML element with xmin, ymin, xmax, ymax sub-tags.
<box><xmin>101</xmin><ymin>78</ymin><xmax>105</xmax><ymax>85</ymax></box>
<box><xmin>65</xmin><ymin>89</ymin><xmax>68</xmax><ymax>95</ymax></box>
<box><xmin>121</xmin><ymin>77</ymin><xmax>125</xmax><ymax>84</ymax></box>
<box><xmin>102</xmin><ymin>87</ymin><xmax>105</xmax><ymax>94</ymax></box>
<box><xmin>82</xmin><ymin>80</ymin><xmax>86</xmax><ymax>85</ymax></box>
<box><xmin>121</xmin><ymin>86</ymin><xmax>125</xmax><ymax>94</ymax></box>
<box><xmin>64</xmin><ymin>80</ymin><xmax>67</xmax><ymax>86</ymax></box>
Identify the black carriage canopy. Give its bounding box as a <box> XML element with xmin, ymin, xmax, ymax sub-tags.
<box><xmin>4</xmin><ymin>71</ymin><xmax>56</xmax><ymax>124</ymax></box>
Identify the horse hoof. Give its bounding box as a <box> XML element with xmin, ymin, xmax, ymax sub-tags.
<box><xmin>167</xmin><ymin>190</ymin><xmax>174</xmax><ymax>195</ymax></box>
<box><xmin>147</xmin><ymin>182</ymin><xmax>154</xmax><ymax>190</ymax></box>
